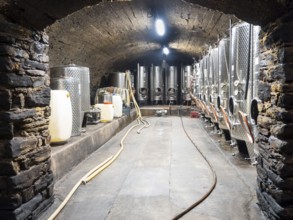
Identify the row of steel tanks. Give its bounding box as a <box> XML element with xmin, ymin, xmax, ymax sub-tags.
<box><xmin>136</xmin><ymin>64</ymin><xmax>194</xmax><ymax>105</ymax></box>
<box><xmin>194</xmin><ymin>22</ymin><xmax>261</xmax><ymax>163</ymax></box>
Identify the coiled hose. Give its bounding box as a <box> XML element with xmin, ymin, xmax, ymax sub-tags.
<box><xmin>48</xmin><ymin>71</ymin><xmax>149</xmax><ymax>220</ymax></box>
<box><xmin>172</xmin><ymin>116</ymin><xmax>217</xmax><ymax>220</ymax></box>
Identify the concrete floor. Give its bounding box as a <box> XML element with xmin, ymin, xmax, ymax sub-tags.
<box><xmin>40</xmin><ymin>116</ymin><xmax>265</xmax><ymax>220</ymax></box>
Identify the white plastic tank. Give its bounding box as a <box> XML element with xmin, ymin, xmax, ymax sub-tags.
<box><xmin>113</xmin><ymin>94</ymin><xmax>123</xmax><ymax>117</ymax></box>
<box><xmin>96</xmin><ymin>104</ymin><xmax>114</xmax><ymax>122</ymax></box>
<box><xmin>50</xmin><ymin>77</ymin><xmax>81</xmax><ymax>136</ymax></box>
<box><xmin>49</xmin><ymin>90</ymin><xmax>73</xmax><ymax>144</ymax></box>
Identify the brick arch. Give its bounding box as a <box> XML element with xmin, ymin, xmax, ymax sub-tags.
<box><xmin>183</xmin><ymin>0</ymin><xmax>291</xmax><ymax>26</ymax></box>
<box><xmin>0</xmin><ymin>0</ymin><xmax>290</xmax><ymax>30</ymax></box>
<box><xmin>46</xmin><ymin>1</ymin><xmax>238</xmax><ymax>86</ymax></box>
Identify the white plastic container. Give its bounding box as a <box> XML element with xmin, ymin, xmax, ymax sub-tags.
<box><xmin>112</xmin><ymin>94</ymin><xmax>123</xmax><ymax>117</ymax></box>
<box><xmin>99</xmin><ymin>104</ymin><xmax>114</xmax><ymax>122</ymax></box>
<box><xmin>49</xmin><ymin>90</ymin><xmax>73</xmax><ymax>144</ymax></box>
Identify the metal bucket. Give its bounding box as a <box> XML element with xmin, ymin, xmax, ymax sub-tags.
<box><xmin>166</xmin><ymin>66</ymin><xmax>178</xmax><ymax>104</ymax></box>
<box><xmin>150</xmin><ymin>65</ymin><xmax>164</xmax><ymax>103</ymax></box>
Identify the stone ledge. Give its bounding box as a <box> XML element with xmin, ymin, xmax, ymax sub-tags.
<box><xmin>50</xmin><ymin>110</ymin><xmax>137</xmax><ymax>181</ymax></box>
<box><xmin>140</xmin><ymin>105</ymin><xmax>192</xmax><ymax>116</ymax></box>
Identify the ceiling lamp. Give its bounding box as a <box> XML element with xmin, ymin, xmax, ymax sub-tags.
<box><xmin>163</xmin><ymin>47</ymin><xmax>169</xmax><ymax>55</ymax></box>
<box><xmin>155</xmin><ymin>18</ymin><xmax>165</xmax><ymax>36</ymax></box>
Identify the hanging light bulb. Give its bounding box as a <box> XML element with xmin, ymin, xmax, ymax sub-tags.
<box><xmin>163</xmin><ymin>47</ymin><xmax>169</xmax><ymax>55</ymax></box>
<box><xmin>155</xmin><ymin>18</ymin><xmax>165</xmax><ymax>36</ymax></box>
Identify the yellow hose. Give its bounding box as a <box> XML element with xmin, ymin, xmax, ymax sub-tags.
<box><xmin>47</xmin><ymin>156</ymin><xmax>114</xmax><ymax>220</ymax></box>
<box><xmin>48</xmin><ymin>71</ymin><xmax>149</xmax><ymax>220</ymax></box>
<box><xmin>82</xmin><ymin>120</ymin><xmax>141</xmax><ymax>184</ymax></box>
<box><xmin>125</xmin><ymin>70</ymin><xmax>150</xmax><ymax>131</ymax></box>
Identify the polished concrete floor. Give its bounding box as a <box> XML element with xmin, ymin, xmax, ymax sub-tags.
<box><xmin>40</xmin><ymin>116</ymin><xmax>265</xmax><ymax>220</ymax></box>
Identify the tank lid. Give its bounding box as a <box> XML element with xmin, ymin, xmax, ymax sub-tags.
<box><xmin>50</xmin><ymin>64</ymin><xmax>90</xmax><ymax>78</ymax></box>
<box><xmin>50</xmin><ymin>64</ymin><xmax>89</xmax><ymax>69</ymax></box>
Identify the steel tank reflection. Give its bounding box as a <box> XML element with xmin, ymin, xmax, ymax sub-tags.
<box><xmin>249</xmin><ymin>25</ymin><xmax>261</xmax><ymax>156</ymax></box>
<box><xmin>217</xmin><ymin>38</ymin><xmax>231</xmax><ymax>140</ymax></box>
<box><xmin>209</xmin><ymin>47</ymin><xmax>219</xmax><ymax>124</ymax></box>
<box><xmin>203</xmin><ymin>55</ymin><xmax>212</xmax><ymax>119</ymax></box>
<box><xmin>165</xmin><ymin>66</ymin><xmax>178</xmax><ymax>104</ymax></box>
<box><xmin>197</xmin><ymin>57</ymin><xmax>208</xmax><ymax>117</ymax></box>
<box><xmin>136</xmin><ymin>64</ymin><xmax>149</xmax><ymax>104</ymax></box>
<box><xmin>203</xmin><ymin>55</ymin><xmax>210</xmax><ymax>104</ymax></box>
<box><xmin>199</xmin><ymin>59</ymin><xmax>205</xmax><ymax>101</ymax></box>
<box><xmin>193</xmin><ymin>63</ymin><xmax>200</xmax><ymax>98</ymax></box>
<box><xmin>181</xmin><ymin>65</ymin><xmax>192</xmax><ymax>103</ymax></box>
<box><xmin>150</xmin><ymin>65</ymin><xmax>164</xmax><ymax>104</ymax></box>
<box><xmin>210</xmin><ymin>47</ymin><xmax>219</xmax><ymax>106</ymax></box>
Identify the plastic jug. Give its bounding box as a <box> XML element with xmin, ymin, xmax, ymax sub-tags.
<box><xmin>99</xmin><ymin>104</ymin><xmax>114</xmax><ymax>122</ymax></box>
<box><xmin>103</xmin><ymin>93</ymin><xmax>113</xmax><ymax>104</ymax></box>
<box><xmin>113</xmin><ymin>94</ymin><xmax>123</xmax><ymax>117</ymax></box>
<box><xmin>49</xmin><ymin>90</ymin><xmax>73</xmax><ymax>144</ymax></box>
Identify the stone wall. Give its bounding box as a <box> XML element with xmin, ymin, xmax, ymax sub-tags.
<box><xmin>0</xmin><ymin>17</ymin><xmax>53</xmax><ymax>219</ymax></box>
<box><xmin>256</xmin><ymin>10</ymin><xmax>293</xmax><ymax>220</ymax></box>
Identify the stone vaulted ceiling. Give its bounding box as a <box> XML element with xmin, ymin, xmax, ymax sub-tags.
<box><xmin>46</xmin><ymin>0</ymin><xmax>238</xmax><ymax>85</ymax></box>
<box><xmin>0</xmin><ymin>0</ymin><xmax>291</xmax><ymax>86</ymax></box>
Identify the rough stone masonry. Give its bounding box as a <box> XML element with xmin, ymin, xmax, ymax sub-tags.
<box><xmin>256</xmin><ymin>9</ymin><xmax>293</xmax><ymax>220</ymax></box>
<box><xmin>0</xmin><ymin>17</ymin><xmax>53</xmax><ymax>219</ymax></box>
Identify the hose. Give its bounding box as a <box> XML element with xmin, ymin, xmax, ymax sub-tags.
<box><xmin>125</xmin><ymin>70</ymin><xmax>150</xmax><ymax>132</ymax></box>
<box><xmin>84</xmin><ymin>71</ymin><xmax>149</xmax><ymax>183</ymax></box>
<box><xmin>48</xmin><ymin>71</ymin><xmax>149</xmax><ymax>220</ymax></box>
<box><xmin>47</xmin><ymin>156</ymin><xmax>113</xmax><ymax>220</ymax></box>
<box><xmin>172</xmin><ymin>116</ymin><xmax>217</xmax><ymax>220</ymax></box>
